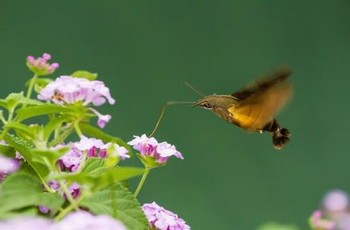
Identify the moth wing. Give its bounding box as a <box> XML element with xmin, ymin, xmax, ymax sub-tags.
<box><xmin>228</xmin><ymin>80</ymin><xmax>293</xmax><ymax>130</ymax></box>
<box><xmin>231</xmin><ymin>68</ymin><xmax>291</xmax><ymax>101</ymax></box>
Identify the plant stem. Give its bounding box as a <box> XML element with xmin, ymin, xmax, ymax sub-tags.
<box><xmin>48</xmin><ymin>126</ymin><xmax>73</xmax><ymax>147</ymax></box>
<box><xmin>75</xmin><ymin>150</ymin><xmax>87</xmax><ymax>173</ymax></box>
<box><xmin>26</xmin><ymin>74</ymin><xmax>38</xmax><ymax>100</ymax></box>
<box><xmin>134</xmin><ymin>167</ymin><xmax>150</xmax><ymax>197</ymax></box>
<box><xmin>74</xmin><ymin>121</ymin><xmax>83</xmax><ymax>138</ymax></box>
<box><xmin>54</xmin><ymin>195</ymin><xmax>84</xmax><ymax>221</ymax></box>
<box><xmin>58</xmin><ymin>181</ymin><xmax>79</xmax><ymax>211</ymax></box>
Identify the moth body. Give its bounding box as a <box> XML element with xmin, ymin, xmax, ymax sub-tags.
<box><xmin>194</xmin><ymin>68</ymin><xmax>293</xmax><ymax>150</ymax></box>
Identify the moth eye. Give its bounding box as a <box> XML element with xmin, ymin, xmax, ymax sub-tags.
<box><xmin>202</xmin><ymin>103</ymin><xmax>213</xmax><ymax>109</ymax></box>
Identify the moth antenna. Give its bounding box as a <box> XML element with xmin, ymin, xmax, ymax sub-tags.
<box><xmin>149</xmin><ymin>100</ymin><xmax>194</xmax><ymax>137</ymax></box>
<box><xmin>184</xmin><ymin>81</ymin><xmax>206</xmax><ymax>97</ymax></box>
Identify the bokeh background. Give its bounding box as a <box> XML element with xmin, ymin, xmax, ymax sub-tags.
<box><xmin>1</xmin><ymin>1</ymin><xmax>350</xmax><ymax>229</ymax></box>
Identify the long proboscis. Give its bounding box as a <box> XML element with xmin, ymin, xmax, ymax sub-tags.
<box><xmin>149</xmin><ymin>101</ymin><xmax>194</xmax><ymax>137</ymax></box>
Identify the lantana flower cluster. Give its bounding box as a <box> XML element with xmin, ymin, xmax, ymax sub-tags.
<box><xmin>59</xmin><ymin>136</ymin><xmax>129</xmax><ymax>172</ymax></box>
<box><xmin>128</xmin><ymin>134</ymin><xmax>183</xmax><ymax>166</ymax></box>
<box><xmin>142</xmin><ymin>202</ymin><xmax>190</xmax><ymax>230</ymax></box>
<box><xmin>0</xmin><ymin>54</ymin><xmax>190</xmax><ymax>229</ymax></box>
<box><xmin>38</xmin><ymin>75</ymin><xmax>115</xmax><ymax>128</ymax></box>
<box><xmin>26</xmin><ymin>53</ymin><xmax>59</xmax><ymax>76</ymax></box>
<box><xmin>0</xmin><ymin>211</ymin><xmax>127</xmax><ymax>230</ymax></box>
<box><xmin>310</xmin><ymin>190</ymin><xmax>350</xmax><ymax>230</ymax></box>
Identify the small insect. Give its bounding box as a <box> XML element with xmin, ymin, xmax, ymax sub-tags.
<box><xmin>194</xmin><ymin>68</ymin><xmax>293</xmax><ymax>150</ymax></box>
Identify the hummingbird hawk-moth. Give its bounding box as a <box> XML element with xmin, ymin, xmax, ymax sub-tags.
<box><xmin>194</xmin><ymin>68</ymin><xmax>293</xmax><ymax>150</ymax></box>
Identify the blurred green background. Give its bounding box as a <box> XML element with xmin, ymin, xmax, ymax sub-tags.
<box><xmin>1</xmin><ymin>1</ymin><xmax>350</xmax><ymax>229</ymax></box>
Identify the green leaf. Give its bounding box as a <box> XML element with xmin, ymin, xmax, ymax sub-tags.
<box><xmin>31</xmin><ymin>147</ymin><xmax>69</xmax><ymax>168</ymax></box>
<box><xmin>5</xmin><ymin>122</ymin><xmax>35</xmax><ymax>140</ymax></box>
<box><xmin>81</xmin><ymin>183</ymin><xmax>148</xmax><ymax>230</ymax></box>
<box><xmin>3</xmin><ymin>92</ymin><xmax>43</xmax><ymax>111</ymax></box>
<box><xmin>15</xmin><ymin>104</ymin><xmax>74</xmax><ymax>121</ymax></box>
<box><xmin>54</xmin><ymin>167</ymin><xmax>144</xmax><ymax>191</ymax></box>
<box><xmin>0</xmin><ymin>174</ymin><xmax>64</xmax><ymax>216</ymax></box>
<box><xmin>79</xmin><ymin>123</ymin><xmax>132</xmax><ymax>152</ymax></box>
<box><xmin>44</xmin><ymin>116</ymin><xmax>69</xmax><ymax>142</ymax></box>
<box><xmin>32</xmin><ymin>78</ymin><xmax>52</xmax><ymax>93</ymax></box>
<box><xmin>82</xmin><ymin>158</ymin><xmax>108</xmax><ymax>177</ymax></box>
<box><xmin>0</xmin><ymin>144</ymin><xmax>16</xmax><ymax>157</ymax></box>
<box><xmin>71</xmin><ymin>70</ymin><xmax>98</xmax><ymax>80</ymax></box>
<box><xmin>0</xmin><ymin>99</ymin><xmax>7</xmax><ymax>109</ymax></box>
<box><xmin>0</xmin><ymin>208</ymin><xmax>38</xmax><ymax>219</ymax></box>
<box><xmin>39</xmin><ymin>192</ymin><xmax>65</xmax><ymax>211</ymax></box>
<box><xmin>97</xmin><ymin>167</ymin><xmax>144</xmax><ymax>190</ymax></box>
<box><xmin>3</xmin><ymin>133</ymin><xmax>50</xmax><ymax>179</ymax></box>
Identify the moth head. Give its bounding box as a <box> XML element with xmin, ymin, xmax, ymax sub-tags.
<box><xmin>193</xmin><ymin>98</ymin><xmax>215</xmax><ymax>110</ymax></box>
<box><xmin>194</xmin><ymin>95</ymin><xmax>237</xmax><ymax>110</ymax></box>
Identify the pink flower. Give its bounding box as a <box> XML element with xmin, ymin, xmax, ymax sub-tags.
<box><xmin>38</xmin><ymin>76</ymin><xmax>115</xmax><ymax>106</ymax></box>
<box><xmin>310</xmin><ymin>210</ymin><xmax>335</xmax><ymax>230</ymax></box>
<box><xmin>0</xmin><ymin>155</ymin><xmax>20</xmax><ymax>181</ymax></box>
<box><xmin>48</xmin><ymin>180</ymin><xmax>60</xmax><ymax>190</ymax></box>
<box><xmin>128</xmin><ymin>134</ymin><xmax>158</xmax><ymax>153</ymax></box>
<box><xmin>74</xmin><ymin>136</ymin><xmax>105</xmax><ymax>151</ymax></box>
<box><xmin>323</xmin><ymin>190</ymin><xmax>349</xmax><ymax>212</ymax></box>
<box><xmin>38</xmin><ymin>205</ymin><xmax>50</xmax><ymax>214</ymax></box>
<box><xmin>59</xmin><ymin>146</ymin><xmax>83</xmax><ymax>172</ymax></box>
<box><xmin>52</xmin><ymin>211</ymin><xmax>126</xmax><ymax>230</ymax></box>
<box><xmin>38</xmin><ymin>76</ymin><xmax>114</xmax><ymax>127</ymax></box>
<box><xmin>26</xmin><ymin>53</ymin><xmax>59</xmax><ymax>76</ymax></box>
<box><xmin>0</xmin><ymin>217</ymin><xmax>52</xmax><ymax>229</ymax></box>
<box><xmin>97</xmin><ymin>113</ymin><xmax>111</xmax><ymax>128</ymax></box>
<box><xmin>0</xmin><ymin>155</ymin><xmax>19</xmax><ymax>173</ymax></box>
<box><xmin>128</xmin><ymin>134</ymin><xmax>183</xmax><ymax>164</ymax></box>
<box><xmin>0</xmin><ymin>211</ymin><xmax>127</xmax><ymax>230</ymax></box>
<box><xmin>59</xmin><ymin>137</ymin><xmax>129</xmax><ymax>172</ymax></box>
<box><xmin>103</xmin><ymin>143</ymin><xmax>130</xmax><ymax>160</ymax></box>
<box><xmin>68</xmin><ymin>182</ymin><xmax>81</xmax><ymax>198</ymax></box>
<box><xmin>142</xmin><ymin>202</ymin><xmax>190</xmax><ymax>230</ymax></box>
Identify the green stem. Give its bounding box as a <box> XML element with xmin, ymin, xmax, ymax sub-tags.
<box><xmin>0</xmin><ymin>108</ymin><xmax>14</xmax><ymax>140</ymax></box>
<box><xmin>58</xmin><ymin>181</ymin><xmax>79</xmax><ymax>211</ymax></box>
<box><xmin>54</xmin><ymin>195</ymin><xmax>84</xmax><ymax>221</ymax></box>
<box><xmin>134</xmin><ymin>167</ymin><xmax>150</xmax><ymax>197</ymax></box>
<box><xmin>42</xmin><ymin>181</ymin><xmax>54</xmax><ymax>193</ymax></box>
<box><xmin>74</xmin><ymin>121</ymin><xmax>83</xmax><ymax>138</ymax></box>
<box><xmin>48</xmin><ymin>126</ymin><xmax>73</xmax><ymax>147</ymax></box>
<box><xmin>26</xmin><ymin>74</ymin><xmax>38</xmax><ymax>100</ymax></box>
<box><xmin>75</xmin><ymin>150</ymin><xmax>87</xmax><ymax>173</ymax></box>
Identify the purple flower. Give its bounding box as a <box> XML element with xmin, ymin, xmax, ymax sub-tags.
<box><xmin>309</xmin><ymin>210</ymin><xmax>335</xmax><ymax>230</ymax></box>
<box><xmin>26</xmin><ymin>53</ymin><xmax>59</xmax><ymax>76</ymax></box>
<box><xmin>38</xmin><ymin>76</ymin><xmax>114</xmax><ymax>127</ymax></box>
<box><xmin>0</xmin><ymin>216</ymin><xmax>52</xmax><ymax>229</ymax></box>
<box><xmin>89</xmin><ymin>108</ymin><xmax>112</xmax><ymax>128</ymax></box>
<box><xmin>51</xmin><ymin>211</ymin><xmax>126</xmax><ymax>230</ymax></box>
<box><xmin>39</xmin><ymin>205</ymin><xmax>50</xmax><ymax>214</ymax></box>
<box><xmin>0</xmin><ymin>155</ymin><xmax>20</xmax><ymax>181</ymax></box>
<box><xmin>142</xmin><ymin>202</ymin><xmax>190</xmax><ymax>230</ymax></box>
<box><xmin>68</xmin><ymin>182</ymin><xmax>81</xmax><ymax>198</ymax></box>
<box><xmin>323</xmin><ymin>190</ymin><xmax>349</xmax><ymax>212</ymax></box>
<box><xmin>104</xmin><ymin>143</ymin><xmax>130</xmax><ymax>160</ymax></box>
<box><xmin>128</xmin><ymin>134</ymin><xmax>183</xmax><ymax>164</ymax></box>
<box><xmin>38</xmin><ymin>76</ymin><xmax>115</xmax><ymax>106</ymax></box>
<box><xmin>48</xmin><ymin>180</ymin><xmax>60</xmax><ymax>191</ymax></box>
<box><xmin>0</xmin><ymin>155</ymin><xmax>19</xmax><ymax>173</ymax></box>
<box><xmin>59</xmin><ymin>146</ymin><xmax>82</xmax><ymax>172</ymax></box>
<box><xmin>0</xmin><ymin>212</ymin><xmax>127</xmax><ymax>230</ymax></box>
<box><xmin>74</xmin><ymin>136</ymin><xmax>105</xmax><ymax>151</ymax></box>
<box><xmin>59</xmin><ymin>137</ymin><xmax>129</xmax><ymax>172</ymax></box>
